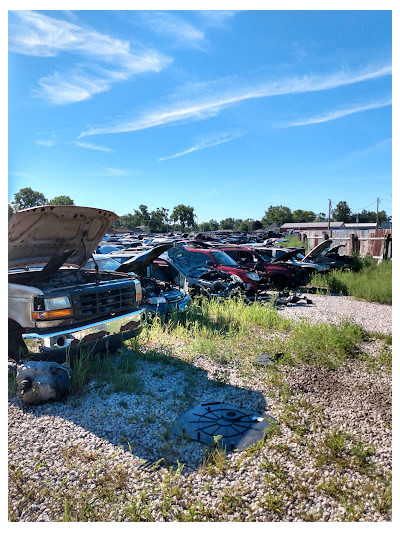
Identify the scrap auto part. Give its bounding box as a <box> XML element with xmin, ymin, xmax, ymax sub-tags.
<box><xmin>172</xmin><ymin>401</ymin><xmax>276</xmax><ymax>451</ymax></box>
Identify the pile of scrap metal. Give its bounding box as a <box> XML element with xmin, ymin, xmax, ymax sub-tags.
<box><xmin>275</xmin><ymin>291</ymin><xmax>313</xmax><ymax>306</ymax></box>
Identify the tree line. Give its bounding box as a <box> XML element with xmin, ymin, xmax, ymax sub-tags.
<box><xmin>8</xmin><ymin>187</ymin><xmax>390</xmax><ymax>232</ymax></box>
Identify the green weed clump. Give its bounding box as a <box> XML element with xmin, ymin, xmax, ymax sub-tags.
<box><xmin>311</xmin><ymin>259</ymin><xmax>391</xmax><ymax>304</ymax></box>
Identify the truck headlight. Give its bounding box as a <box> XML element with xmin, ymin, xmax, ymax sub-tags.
<box><xmin>247</xmin><ymin>273</ymin><xmax>260</xmax><ymax>281</ymax></box>
<box><xmin>145</xmin><ymin>297</ymin><xmax>167</xmax><ymax>304</ymax></box>
<box><xmin>44</xmin><ymin>296</ymin><xmax>71</xmax><ymax>311</ymax></box>
<box><xmin>32</xmin><ymin>295</ymin><xmax>73</xmax><ymax>320</ymax></box>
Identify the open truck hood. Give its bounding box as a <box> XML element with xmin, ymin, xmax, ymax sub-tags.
<box><xmin>271</xmin><ymin>248</ymin><xmax>304</xmax><ymax>263</ymax></box>
<box><xmin>116</xmin><ymin>244</ymin><xmax>173</xmax><ymax>276</ymax></box>
<box><xmin>303</xmin><ymin>240</ymin><xmax>332</xmax><ymax>261</ymax></box>
<box><xmin>324</xmin><ymin>243</ymin><xmax>345</xmax><ymax>256</ymax></box>
<box><xmin>8</xmin><ymin>205</ymin><xmax>118</xmax><ymax>270</ymax></box>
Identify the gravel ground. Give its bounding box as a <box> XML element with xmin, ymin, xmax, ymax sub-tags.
<box><xmin>277</xmin><ymin>294</ymin><xmax>392</xmax><ymax>335</ymax></box>
<box><xmin>8</xmin><ymin>295</ymin><xmax>392</xmax><ymax>522</ymax></box>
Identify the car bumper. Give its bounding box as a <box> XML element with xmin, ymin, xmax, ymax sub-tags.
<box><xmin>144</xmin><ymin>295</ymin><xmax>190</xmax><ymax>315</ymax></box>
<box><xmin>23</xmin><ymin>309</ymin><xmax>145</xmax><ymax>356</ymax></box>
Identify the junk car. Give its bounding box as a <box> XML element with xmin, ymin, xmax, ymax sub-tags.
<box><xmin>85</xmin><ymin>254</ymin><xmax>190</xmax><ymax>316</ymax></box>
<box><xmin>120</xmin><ymin>244</ymin><xmax>249</xmax><ymax>299</ymax></box>
<box><xmin>213</xmin><ymin>245</ymin><xmax>295</xmax><ymax>289</ymax></box>
<box><xmin>8</xmin><ymin>206</ymin><xmax>145</xmax><ymax>361</ymax></box>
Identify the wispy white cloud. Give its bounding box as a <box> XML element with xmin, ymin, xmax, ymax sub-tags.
<box><xmin>8</xmin><ymin>10</ymin><xmax>171</xmax><ymax>104</ymax></box>
<box><xmin>284</xmin><ymin>99</ymin><xmax>392</xmax><ymax>127</ymax></box>
<box><xmin>79</xmin><ymin>63</ymin><xmax>392</xmax><ymax>137</ymax></box>
<box><xmin>139</xmin><ymin>11</ymin><xmax>205</xmax><ymax>48</ymax></box>
<box><xmin>347</xmin><ymin>138</ymin><xmax>392</xmax><ymax>159</ymax></box>
<box><xmin>9</xmin><ymin>171</ymin><xmax>36</xmax><ymax>179</ymax></box>
<box><xmin>75</xmin><ymin>141</ymin><xmax>114</xmax><ymax>153</ymax></box>
<box><xmin>159</xmin><ymin>131</ymin><xmax>242</xmax><ymax>161</ymax></box>
<box><xmin>195</xmin><ymin>11</ymin><xmax>237</xmax><ymax>28</ymax></box>
<box><xmin>34</xmin><ymin>139</ymin><xmax>56</xmax><ymax>147</ymax></box>
<box><xmin>101</xmin><ymin>167</ymin><xmax>129</xmax><ymax>177</ymax></box>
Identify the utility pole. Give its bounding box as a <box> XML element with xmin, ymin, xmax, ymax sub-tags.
<box><xmin>376</xmin><ymin>197</ymin><xmax>380</xmax><ymax>230</ymax></box>
<box><xmin>328</xmin><ymin>199</ymin><xmax>331</xmax><ymax>232</ymax></box>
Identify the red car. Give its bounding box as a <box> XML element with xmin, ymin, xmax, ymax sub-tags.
<box><xmin>168</xmin><ymin>246</ymin><xmax>264</xmax><ymax>294</ymax></box>
<box><xmin>214</xmin><ymin>246</ymin><xmax>294</xmax><ymax>289</ymax></box>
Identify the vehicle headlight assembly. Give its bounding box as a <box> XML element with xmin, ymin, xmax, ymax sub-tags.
<box><xmin>44</xmin><ymin>296</ymin><xmax>71</xmax><ymax>311</ymax></box>
<box><xmin>32</xmin><ymin>295</ymin><xmax>73</xmax><ymax>320</ymax></box>
<box><xmin>145</xmin><ymin>296</ymin><xmax>167</xmax><ymax>304</ymax></box>
<box><xmin>247</xmin><ymin>273</ymin><xmax>260</xmax><ymax>281</ymax></box>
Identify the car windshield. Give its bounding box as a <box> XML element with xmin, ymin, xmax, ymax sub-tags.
<box><xmin>85</xmin><ymin>258</ymin><xmax>120</xmax><ymax>271</ymax></box>
<box><xmin>210</xmin><ymin>251</ymin><xmax>239</xmax><ymax>267</ymax></box>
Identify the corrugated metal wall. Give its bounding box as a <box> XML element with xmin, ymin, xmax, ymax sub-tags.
<box><xmin>298</xmin><ymin>229</ymin><xmax>392</xmax><ymax>262</ymax></box>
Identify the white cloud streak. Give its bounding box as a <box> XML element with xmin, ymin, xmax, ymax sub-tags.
<box><xmin>9</xmin><ymin>10</ymin><xmax>171</xmax><ymax>104</ymax></box>
<box><xmin>139</xmin><ymin>11</ymin><xmax>205</xmax><ymax>47</ymax></box>
<box><xmin>158</xmin><ymin>131</ymin><xmax>242</xmax><ymax>161</ymax></box>
<box><xmin>34</xmin><ymin>139</ymin><xmax>56</xmax><ymax>147</ymax></box>
<box><xmin>285</xmin><ymin>99</ymin><xmax>392</xmax><ymax>127</ymax></box>
<box><xmin>79</xmin><ymin>63</ymin><xmax>392</xmax><ymax>137</ymax></box>
<box><xmin>75</xmin><ymin>141</ymin><xmax>114</xmax><ymax>152</ymax></box>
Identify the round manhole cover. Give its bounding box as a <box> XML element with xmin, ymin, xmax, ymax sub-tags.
<box><xmin>172</xmin><ymin>402</ymin><xmax>276</xmax><ymax>451</ymax></box>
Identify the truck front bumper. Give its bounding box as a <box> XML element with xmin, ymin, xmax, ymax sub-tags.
<box><xmin>23</xmin><ymin>309</ymin><xmax>145</xmax><ymax>356</ymax></box>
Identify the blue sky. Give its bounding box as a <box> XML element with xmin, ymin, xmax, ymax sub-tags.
<box><xmin>8</xmin><ymin>8</ymin><xmax>392</xmax><ymax>222</ymax></box>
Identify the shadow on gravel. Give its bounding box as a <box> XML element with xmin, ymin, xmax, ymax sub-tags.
<box><xmin>9</xmin><ymin>347</ymin><xmax>268</xmax><ymax>470</ymax></box>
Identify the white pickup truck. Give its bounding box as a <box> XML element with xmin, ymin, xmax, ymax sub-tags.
<box><xmin>8</xmin><ymin>205</ymin><xmax>145</xmax><ymax>361</ymax></box>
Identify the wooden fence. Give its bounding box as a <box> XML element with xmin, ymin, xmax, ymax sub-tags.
<box><xmin>298</xmin><ymin>229</ymin><xmax>392</xmax><ymax>262</ymax></box>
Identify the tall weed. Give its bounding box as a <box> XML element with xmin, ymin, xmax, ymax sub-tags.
<box><xmin>311</xmin><ymin>259</ymin><xmax>391</xmax><ymax>304</ymax></box>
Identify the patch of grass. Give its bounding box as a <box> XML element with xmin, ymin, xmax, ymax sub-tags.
<box><xmin>315</xmin><ymin>428</ymin><xmax>376</xmax><ymax>474</ymax></box>
<box><xmin>311</xmin><ymin>259</ymin><xmax>391</xmax><ymax>304</ymax></box>
<box><xmin>201</xmin><ymin>435</ymin><xmax>229</xmax><ymax>475</ymax></box>
<box><xmin>276</xmin><ymin>320</ymin><xmax>366</xmax><ymax>369</ymax></box>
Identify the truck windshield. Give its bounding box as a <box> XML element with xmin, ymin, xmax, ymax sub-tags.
<box><xmin>210</xmin><ymin>251</ymin><xmax>239</xmax><ymax>267</ymax></box>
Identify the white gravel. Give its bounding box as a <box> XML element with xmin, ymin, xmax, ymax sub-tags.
<box><xmin>8</xmin><ymin>295</ymin><xmax>392</xmax><ymax>522</ymax></box>
<box><xmin>277</xmin><ymin>294</ymin><xmax>391</xmax><ymax>335</ymax></box>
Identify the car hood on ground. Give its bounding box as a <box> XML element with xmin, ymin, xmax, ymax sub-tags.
<box><xmin>303</xmin><ymin>239</ymin><xmax>332</xmax><ymax>261</ymax></box>
<box><xmin>8</xmin><ymin>205</ymin><xmax>118</xmax><ymax>271</ymax></box>
<box><xmin>115</xmin><ymin>244</ymin><xmax>173</xmax><ymax>276</ymax></box>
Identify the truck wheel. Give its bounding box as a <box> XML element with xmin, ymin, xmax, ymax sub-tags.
<box><xmin>8</xmin><ymin>322</ymin><xmax>28</xmax><ymax>362</ymax></box>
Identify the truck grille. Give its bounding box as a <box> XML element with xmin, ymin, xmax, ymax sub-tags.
<box><xmin>76</xmin><ymin>282</ymin><xmax>136</xmax><ymax>318</ymax></box>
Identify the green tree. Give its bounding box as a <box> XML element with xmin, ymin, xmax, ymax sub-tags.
<box><xmin>12</xmin><ymin>187</ymin><xmax>48</xmax><ymax>210</ymax></box>
<box><xmin>331</xmin><ymin>201</ymin><xmax>351</xmax><ymax>222</ymax></box>
<box><xmin>8</xmin><ymin>204</ymin><xmax>14</xmax><ymax>220</ymax></box>
<box><xmin>171</xmin><ymin>204</ymin><xmax>195</xmax><ymax>232</ymax></box>
<box><xmin>352</xmin><ymin>209</ymin><xmax>389</xmax><ymax>225</ymax></box>
<box><xmin>149</xmin><ymin>207</ymin><xmax>170</xmax><ymax>233</ymax></box>
<box><xmin>48</xmin><ymin>195</ymin><xmax>75</xmax><ymax>205</ymax></box>
<box><xmin>292</xmin><ymin>209</ymin><xmax>316</xmax><ymax>222</ymax></box>
<box><xmin>315</xmin><ymin>212</ymin><xmax>327</xmax><ymax>222</ymax></box>
<box><xmin>199</xmin><ymin>219</ymin><xmax>219</xmax><ymax>232</ymax></box>
<box><xmin>261</xmin><ymin>205</ymin><xmax>293</xmax><ymax>227</ymax></box>
<box><xmin>219</xmin><ymin>217</ymin><xmax>236</xmax><ymax>230</ymax></box>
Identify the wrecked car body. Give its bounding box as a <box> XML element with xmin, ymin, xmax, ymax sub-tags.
<box><xmin>214</xmin><ymin>245</ymin><xmax>295</xmax><ymax>289</ymax></box>
<box><xmin>119</xmin><ymin>243</ymin><xmax>247</xmax><ymax>299</ymax></box>
<box><xmin>166</xmin><ymin>245</ymin><xmax>267</xmax><ymax>297</ymax></box>
<box><xmin>257</xmin><ymin>245</ymin><xmax>331</xmax><ymax>283</ymax></box>
<box><xmin>8</xmin><ymin>206</ymin><xmax>145</xmax><ymax>361</ymax></box>
<box><xmin>86</xmin><ymin>252</ymin><xmax>190</xmax><ymax>316</ymax></box>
